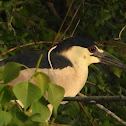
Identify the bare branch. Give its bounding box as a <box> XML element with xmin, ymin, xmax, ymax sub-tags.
<box><xmin>59</xmin><ymin>0</ymin><xmax>85</xmax><ymax>40</ymax></box>
<box><xmin>96</xmin><ymin>104</ymin><xmax>126</xmax><ymax>126</ymax></box>
<box><xmin>54</xmin><ymin>0</ymin><xmax>74</xmax><ymax>43</ymax></box>
<box><xmin>76</xmin><ymin>93</ymin><xmax>126</xmax><ymax>126</ymax></box>
<box><xmin>114</xmin><ymin>25</ymin><xmax>126</xmax><ymax>40</ymax></box>
<box><xmin>46</xmin><ymin>2</ymin><xmax>59</xmax><ymax>17</ymax></box>
<box><xmin>0</xmin><ymin>41</ymin><xmax>59</xmax><ymax>57</ymax></box>
<box><xmin>86</xmin><ymin>81</ymin><xmax>96</xmax><ymax>86</ymax></box>
<box><xmin>71</xmin><ymin>19</ymin><xmax>80</xmax><ymax>37</ymax></box>
<box><xmin>86</xmin><ymin>81</ymin><xmax>115</xmax><ymax>95</ymax></box>
<box><xmin>63</xmin><ymin>96</ymin><xmax>126</xmax><ymax>103</ymax></box>
<box><xmin>78</xmin><ymin>102</ymin><xmax>96</xmax><ymax>126</ymax></box>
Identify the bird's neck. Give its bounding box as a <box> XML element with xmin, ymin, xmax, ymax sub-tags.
<box><xmin>59</xmin><ymin>49</ymin><xmax>89</xmax><ymax>97</ymax></box>
<box><xmin>60</xmin><ymin>46</ymin><xmax>89</xmax><ymax>68</ymax></box>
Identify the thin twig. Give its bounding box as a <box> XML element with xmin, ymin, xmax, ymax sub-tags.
<box><xmin>50</xmin><ymin>117</ymin><xmax>55</xmax><ymax>126</ymax></box>
<box><xmin>11</xmin><ymin>11</ymin><xmax>55</xmax><ymax>35</ymax></box>
<box><xmin>78</xmin><ymin>102</ymin><xmax>89</xmax><ymax>117</ymax></box>
<box><xmin>86</xmin><ymin>81</ymin><xmax>115</xmax><ymax>95</ymax></box>
<box><xmin>96</xmin><ymin>104</ymin><xmax>126</xmax><ymax>126</ymax></box>
<box><xmin>114</xmin><ymin>25</ymin><xmax>126</xmax><ymax>40</ymax></box>
<box><xmin>6</xmin><ymin>11</ymin><xmax>16</xmax><ymax>36</ymax></box>
<box><xmin>59</xmin><ymin>0</ymin><xmax>85</xmax><ymax>40</ymax></box>
<box><xmin>97</xmin><ymin>40</ymin><xmax>126</xmax><ymax>48</ymax></box>
<box><xmin>107</xmin><ymin>89</ymin><xmax>115</xmax><ymax>95</ymax></box>
<box><xmin>0</xmin><ymin>41</ymin><xmax>59</xmax><ymax>57</ymax></box>
<box><xmin>46</xmin><ymin>2</ymin><xmax>59</xmax><ymax>17</ymax></box>
<box><xmin>77</xmin><ymin>93</ymin><xmax>126</xmax><ymax>126</ymax></box>
<box><xmin>54</xmin><ymin>0</ymin><xmax>75</xmax><ymax>42</ymax></box>
<box><xmin>78</xmin><ymin>102</ymin><xmax>95</xmax><ymax>126</ymax></box>
<box><xmin>86</xmin><ymin>81</ymin><xmax>96</xmax><ymax>86</ymax></box>
<box><xmin>71</xmin><ymin>19</ymin><xmax>80</xmax><ymax>37</ymax></box>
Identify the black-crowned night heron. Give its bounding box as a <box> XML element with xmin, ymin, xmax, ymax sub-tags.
<box><xmin>0</xmin><ymin>36</ymin><xmax>126</xmax><ymax>113</ymax></box>
<box><xmin>0</xmin><ymin>37</ymin><xmax>126</xmax><ymax>94</ymax></box>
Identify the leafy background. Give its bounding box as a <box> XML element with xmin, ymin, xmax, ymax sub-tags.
<box><xmin>0</xmin><ymin>0</ymin><xmax>126</xmax><ymax>125</ymax></box>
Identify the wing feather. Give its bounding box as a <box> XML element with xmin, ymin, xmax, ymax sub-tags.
<box><xmin>0</xmin><ymin>50</ymin><xmax>73</xmax><ymax>69</ymax></box>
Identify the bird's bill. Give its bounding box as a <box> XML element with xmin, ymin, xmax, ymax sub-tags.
<box><xmin>95</xmin><ymin>52</ymin><xmax>126</xmax><ymax>70</ymax></box>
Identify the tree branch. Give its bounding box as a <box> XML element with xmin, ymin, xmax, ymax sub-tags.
<box><xmin>74</xmin><ymin>94</ymin><xmax>126</xmax><ymax>126</ymax></box>
<box><xmin>0</xmin><ymin>40</ymin><xmax>59</xmax><ymax>57</ymax></box>
<box><xmin>96</xmin><ymin>104</ymin><xmax>126</xmax><ymax>125</ymax></box>
<box><xmin>63</xmin><ymin>96</ymin><xmax>126</xmax><ymax>104</ymax></box>
<box><xmin>59</xmin><ymin>0</ymin><xmax>84</xmax><ymax>40</ymax></box>
<box><xmin>114</xmin><ymin>25</ymin><xmax>126</xmax><ymax>40</ymax></box>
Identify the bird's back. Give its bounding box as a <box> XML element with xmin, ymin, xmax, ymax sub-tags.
<box><xmin>0</xmin><ymin>50</ymin><xmax>73</xmax><ymax>69</ymax></box>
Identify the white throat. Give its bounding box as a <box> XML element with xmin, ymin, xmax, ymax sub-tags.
<box><xmin>61</xmin><ymin>46</ymin><xmax>90</xmax><ymax>68</ymax></box>
<box><xmin>58</xmin><ymin>46</ymin><xmax>90</xmax><ymax>96</ymax></box>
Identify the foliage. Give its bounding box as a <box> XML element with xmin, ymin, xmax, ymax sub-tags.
<box><xmin>0</xmin><ymin>62</ymin><xmax>65</xmax><ymax>125</ymax></box>
<box><xmin>0</xmin><ymin>0</ymin><xmax>126</xmax><ymax>126</ymax></box>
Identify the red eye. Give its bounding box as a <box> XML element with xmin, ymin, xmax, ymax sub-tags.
<box><xmin>88</xmin><ymin>46</ymin><xmax>96</xmax><ymax>53</ymax></box>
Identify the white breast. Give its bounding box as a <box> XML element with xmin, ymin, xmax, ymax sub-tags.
<box><xmin>8</xmin><ymin>65</ymin><xmax>88</xmax><ymax>97</ymax></box>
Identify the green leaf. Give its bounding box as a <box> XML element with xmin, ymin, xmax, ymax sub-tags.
<box><xmin>48</xmin><ymin>83</ymin><xmax>65</xmax><ymax>116</ymax></box>
<box><xmin>3</xmin><ymin>1</ymin><xmax>11</xmax><ymax>8</ymax></box>
<box><xmin>8</xmin><ymin>104</ymin><xmax>28</xmax><ymax>125</ymax></box>
<box><xmin>35</xmin><ymin>54</ymin><xmax>43</xmax><ymax>72</ymax></box>
<box><xmin>13</xmin><ymin>81</ymin><xmax>42</xmax><ymax>110</ymax></box>
<box><xmin>0</xmin><ymin>111</ymin><xmax>11</xmax><ymax>126</ymax></box>
<box><xmin>103</xmin><ymin>120</ymin><xmax>110</xmax><ymax>126</ymax></box>
<box><xmin>62</xmin><ymin>102</ymin><xmax>80</xmax><ymax>118</ymax></box>
<box><xmin>103</xmin><ymin>14</ymin><xmax>111</xmax><ymax>21</ymax></box>
<box><xmin>31</xmin><ymin>101</ymin><xmax>50</xmax><ymax>123</ymax></box>
<box><xmin>84</xmin><ymin>85</ymin><xmax>88</xmax><ymax>94</ymax></box>
<box><xmin>3</xmin><ymin>62</ymin><xmax>21</xmax><ymax>84</ymax></box>
<box><xmin>0</xmin><ymin>85</ymin><xmax>13</xmax><ymax>104</ymax></box>
<box><xmin>111</xmin><ymin>67</ymin><xmax>122</xmax><ymax>78</ymax></box>
<box><xmin>0</xmin><ymin>84</ymin><xmax>5</xmax><ymax>92</ymax></box>
<box><xmin>33</xmin><ymin>72</ymin><xmax>51</xmax><ymax>95</ymax></box>
<box><xmin>0</xmin><ymin>1</ymin><xmax>2</xmax><ymax>7</ymax></box>
<box><xmin>0</xmin><ymin>67</ymin><xmax>4</xmax><ymax>81</ymax></box>
<box><xmin>22</xmin><ymin>32</ymin><xmax>29</xmax><ymax>38</ymax></box>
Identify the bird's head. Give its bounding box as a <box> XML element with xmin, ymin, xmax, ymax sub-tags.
<box><xmin>53</xmin><ymin>37</ymin><xmax>126</xmax><ymax>69</ymax></box>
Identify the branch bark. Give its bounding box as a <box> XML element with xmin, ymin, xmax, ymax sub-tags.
<box><xmin>96</xmin><ymin>103</ymin><xmax>126</xmax><ymax>125</ymax></box>
<box><xmin>63</xmin><ymin>96</ymin><xmax>126</xmax><ymax>104</ymax></box>
<box><xmin>75</xmin><ymin>94</ymin><xmax>126</xmax><ymax>126</ymax></box>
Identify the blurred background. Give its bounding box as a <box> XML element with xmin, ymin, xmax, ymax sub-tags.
<box><xmin>0</xmin><ymin>0</ymin><xmax>126</xmax><ymax>125</ymax></box>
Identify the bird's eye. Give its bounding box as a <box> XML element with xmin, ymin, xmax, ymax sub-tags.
<box><xmin>88</xmin><ymin>46</ymin><xmax>96</xmax><ymax>53</ymax></box>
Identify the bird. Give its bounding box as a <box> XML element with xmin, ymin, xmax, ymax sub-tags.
<box><xmin>0</xmin><ymin>37</ymin><xmax>126</xmax><ymax>94</ymax></box>
<box><xmin>0</xmin><ymin>36</ymin><xmax>126</xmax><ymax>115</ymax></box>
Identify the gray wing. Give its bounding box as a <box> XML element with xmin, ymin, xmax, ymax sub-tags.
<box><xmin>0</xmin><ymin>50</ymin><xmax>73</xmax><ymax>69</ymax></box>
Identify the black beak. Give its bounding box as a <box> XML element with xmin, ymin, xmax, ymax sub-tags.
<box><xmin>94</xmin><ymin>52</ymin><xmax>126</xmax><ymax>70</ymax></box>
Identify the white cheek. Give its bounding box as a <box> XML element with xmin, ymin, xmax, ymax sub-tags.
<box><xmin>88</xmin><ymin>56</ymin><xmax>100</xmax><ymax>65</ymax></box>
